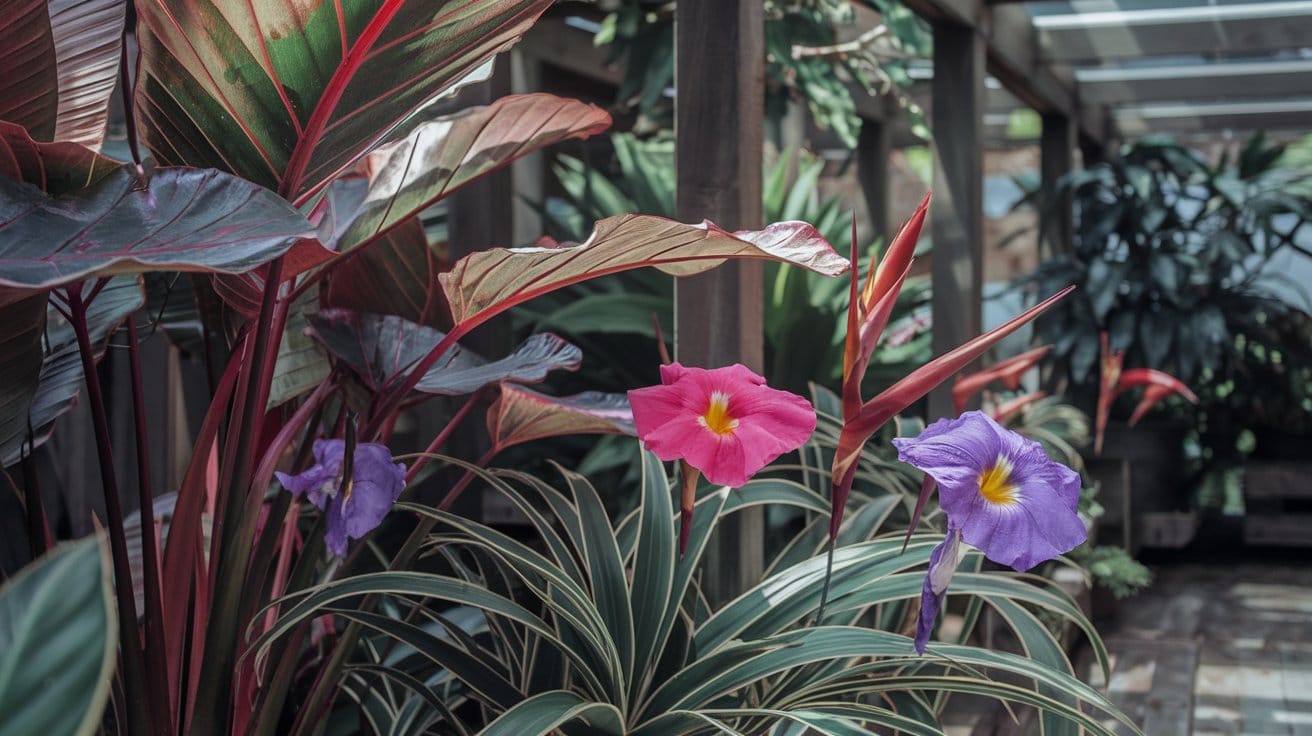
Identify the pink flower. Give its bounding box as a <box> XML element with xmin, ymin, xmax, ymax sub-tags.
<box><xmin>628</xmin><ymin>363</ymin><xmax>816</xmax><ymax>487</ymax></box>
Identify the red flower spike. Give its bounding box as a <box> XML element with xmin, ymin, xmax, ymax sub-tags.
<box><xmin>1093</xmin><ymin>335</ymin><xmax>1195</xmax><ymax>455</ymax></box>
<box><xmin>992</xmin><ymin>390</ymin><xmax>1048</xmax><ymax>424</ymax></box>
<box><xmin>828</xmin><ymin>285</ymin><xmax>1075</xmax><ymax>542</ymax></box>
<box><xmin>951</xmin><ymin>345</ymin><xmax>1054</xmax><ymax>414</ymax></box>
<box><xmin>841</xmin><ymin>194</ymin><xmax>930</xmax><ymax>421</ymax></box>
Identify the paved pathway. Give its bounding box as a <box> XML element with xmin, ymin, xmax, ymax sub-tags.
<box><xmin>1090</xmin><ymin>563</ymin><xmax>1312</xmax><ymax>735</ymax></box>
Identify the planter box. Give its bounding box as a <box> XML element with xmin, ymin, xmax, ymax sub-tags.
<box><xmin>1086</xmin><ymin>421</ymin><xmax>1190</xmax><ymax>555</ymax></box>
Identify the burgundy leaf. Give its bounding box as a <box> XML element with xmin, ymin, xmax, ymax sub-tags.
<box><xmin>0</xmin><ymin>0</ymin><xmax>59</xmax><ymax>140</ymax></box>
<box><xmin>48</xmin><ymin>0</ymin><xmax>126</xmax><ymax>148</ymax></box>
<box><xmin>0</xmin><ymin>120</ymin><xmax>118</xmax><ymax>195</ymax></box>
<box><xmin>324</xmin><ymin>216</ymin><xmax>452</xmax><ymax>327</ymax></box>
<box><xmin>0</xmin><ymin>165</ymin><xmax>321</xmax><ymax>290</ymax></box>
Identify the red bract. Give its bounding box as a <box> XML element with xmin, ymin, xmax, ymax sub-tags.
<box><xmin>629</xmin><ymin>362</ymin><xmax>816</xmax><ymax>551</ymax></box>
<box><xmin>1094</xmin><ymin>332</ymin><xmax>1198</xmax><ymax>455</ymax></box>
<box><xmin>951</xmin><ymin>345</ymin><xmax>1053</xmax><ymax>414</ymax></box>
<box><xmin>825</xmin><ymin>193</ymin><xmax>1073</xmax><ymax>545</ymax></box>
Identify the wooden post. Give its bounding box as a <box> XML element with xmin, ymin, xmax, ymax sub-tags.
<box><xmin>1040</xmin><ymin>112</ymin><xmax>1076</xmax><ymax>258</ymax></box>
<box><xmin>857</xmin><ymin>113</ymin><xmax>893</xmax><ymax>245</ymax></box>
<box><xmin>928</xmin><ymin>21</ymin><xmax>985</xmax><ymax>419</ymax></box>
<box><xmin>674</xmin><ymin>0</ymin><xmax>765</xmax><ymax>605</ymax></box>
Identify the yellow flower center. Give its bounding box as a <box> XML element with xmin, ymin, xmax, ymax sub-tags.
<box><xmin>978</xmin><ymin>458</ymin><xmax>1019</xmax><ymax>506</ymax></box>
<box><xmin>698</xmin><ymin>391</ymin><xmax>739</xmax><ymax>436</ymax></box>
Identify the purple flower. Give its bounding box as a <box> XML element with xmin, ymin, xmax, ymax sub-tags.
<box><xmin>275</xmin><ymin>439</ymin><xmax>407</xmax><ymax>558</ymax></box>
<box><xmin>893</xmin><ymin>411</ymin><xmax>1086</xmax><ymax>654</ymax></box>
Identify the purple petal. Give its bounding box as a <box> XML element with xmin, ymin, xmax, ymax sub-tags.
<box><xmin>323</xmin><ymin>496</ymin><xmax>349</xmax><ymax>558</ymax></box>
<box><xmin>916</xmin><ymin>530</ymin><xmax>961</xmax><ymax>655</ymax></box>
<box><xmin>894</xmin><ymin>412</ymin><xmax>1002</xmax><ymax>511</ymax></box>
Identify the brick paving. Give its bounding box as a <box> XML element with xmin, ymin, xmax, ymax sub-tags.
<box><xmin>1090</xmin><ymin>563</ymin><xmax>1312</xmax><ymax>735</ymax></box>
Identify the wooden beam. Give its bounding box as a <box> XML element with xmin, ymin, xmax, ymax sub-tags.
<box><xmin>674</xmin><ymin>0</ymin><xmax>765</xmax><ymax>606</ymax></box>
<box><xmin>1040</xmin><ymin>112</ymin><xmax>1076</xmax><ymax>258</ymax></box>
<box><xmin>857</xmin><ymin>117</ymin><xmax>893</xmax><ymax>245</ymax></box>
<box><xmin>928</xmin><ymin>20</ymin><xmax>984</xmax><ymax>420</ymax></box>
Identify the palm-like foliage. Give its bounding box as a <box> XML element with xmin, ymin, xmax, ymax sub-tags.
<box><xmin>256</xmin><ymin>444</ymin><xmax>1135</xmax><ymax>735</ymax></box>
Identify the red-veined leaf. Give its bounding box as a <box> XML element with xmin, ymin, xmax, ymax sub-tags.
<box><xmin>307</xmin><ymin>309</ymin><xmax>580</xmax><ymax>396</ymax></box>
<box><xmin>487</xmin><ymin>384</ymin><xmax>634</xmax><ymax>452</ymax></box>
<box><xmin>329</xmin><ymin>93</ymin><xmax>610</xmax><ymax>251</ymax></box>
<box><xmin>0</xmin><ymin>120</ymin><xmax>118</xmax><ymax>195</ymax></box>
<box><xmin>324</xmin><ymin>216</ymin><xmax>451</xmax><ymax>327</ymax></box>
<box><xmin>0</xmin><ymin>165</ymin><xmax>320</xmax><ymax>290</ymax></box>
<box><xmin>135</xmin><ymin>0</ymin><xmax>554</xmax><ymax>201</ymax></box>
<box><xmin>0</xmin><ymin>1</ymin><xmax>59</xmax><ymax>140</ymax></box>
<box><xmin>48</xmin><ymin>0</ymin><xmax>126</xmax><ymax>148</ymax></box>
<box><xmin>440</xmin><ymin>214</ymin><xmax>850</xmax><ymax>328</ymax></box>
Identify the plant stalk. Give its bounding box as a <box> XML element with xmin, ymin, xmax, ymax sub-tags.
<box><xmin>189</xmin><ymin>258</ymin><xmax>287</xmax><ymax>735</ymax></box>
<box><xmin>126</xmin><ymin>317</ymin><xmax>175</xmax><ymax>735</ymax></box>
<box><xmin>19</xmin><ymin>434</ymin><xmax>51</xmax><ymax>560</ymax></box>
<box><xmin>67</xmin><ymin>285</ymin><xmax>153</xmax><ymax>736</ymax></box>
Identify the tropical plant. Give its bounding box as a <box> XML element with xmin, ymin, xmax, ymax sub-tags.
<box><xmin>528</xmin><ymin>133</ymin><xmax>932</xmax><ymax>396</ymax></box>
<box><xmin>255</xmin><ymin>448</ymin><xmax>1136</xmax><ymax>735</ymax></box>
<box><xmin>1022</xmin><ymin>134</ymin><xmax>1312</xmax><ymax>405</ymax></box>
<box><xmin>0</xmin><ymin>3</ymin><xmax>853</xmax><ymax>733</ymax></box>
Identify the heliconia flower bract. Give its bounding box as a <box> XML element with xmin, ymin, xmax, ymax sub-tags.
<box><xmin>276</xmin><ymin>439</ymin><xmax>407</xmax><ymax>558</ymax></box>
<box><xmin>950</xmin><ymin>345</ymin><xmax>1052</xmax><ymax>414</ymax></box>
<box><xmin>629</xmin><ymin>362</ymin><xmax>816</xmax><ymax>550</ymax></box>
<box><xmin>893</xmin><ymin>411</ymin><xmax>1086</xmax><ymax>654</ymax></box>
<box><xmin>1095</xmin><ymin>332</ymin><xmax>1198</xmax><ymax>455</ymax></box>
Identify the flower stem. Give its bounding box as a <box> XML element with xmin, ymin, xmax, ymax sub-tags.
<box><xmin>67</xmin><ymin>284</ymin><xmax>153</xmax><ymax>736</ymax></box>
<box><xmin>814</xmin><ymin>538</ymin><xmax>837</xmax><ymax>624</ymax></box>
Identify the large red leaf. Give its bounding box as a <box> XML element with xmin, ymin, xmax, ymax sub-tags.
<box><xmin>329</xmin><ymin>93</ymin><xmax>611</xmax><ymax>251</ymax></box>
<box><xmin>0</xmin><ymin>1</ymin><xmax>59</xmax><ymax>140</ymax></box>
<box><xmin>135</xmin><ymin>0</ymin><xmax>554</xmax><ymax>201</ymax></box>
<box><xmin>487</xmin><ymin>384</ymin><xmax>635</xmax><ymax>452</ymax></box>
<box><xmin>48</xmin><ymin>0</ymin><xmax>127</xmax><ymax>148</ymax></box>
<box><xmin>0</xmin><ymin>120</ymin><xmax>118</xmax><ymax>195</ymax></box>
<box><xmin>324</xmin><ymin>216</ymin><xmax>451</xmax><ymax>326</ymax></box>
<box><xmin>0</xmin><ymin>165</ymin><xmax>320</xmax><ymax>289</ymax></box>
<box><xmin>440</xmin><ymin>215</ymin><xmax>850</xmax><ymax>329</ymax></box>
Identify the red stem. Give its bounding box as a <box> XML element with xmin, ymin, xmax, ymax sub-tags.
<box><xmin>19</xmin><ymin>436</ymin><xmax>51</xmax><ymax>559</ymax></box>
<box><xmin>126</xmin><ymin>318</ymin><xmax>174</xmax><ymax>735</ymax></box>
<box><xmin>404</xmin><ymin>390</ymin><xmax>483</xmax><ymax>484</ymax></box>
<box><xmin>362</xmin><ymin>326</ymin><xmax>468</xmax><ymax>439</ymax></box>
<box><xmin>67</xmin><ymin>285</ymin><xmax>153</xmax><ymax>736</ymax></box>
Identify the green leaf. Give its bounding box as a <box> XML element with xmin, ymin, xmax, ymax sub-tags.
<box><xmin>0</xmin><ymin>166</ymin><xmax>320</xmax><ymax>290</ymax></box>
<box><xmin>476</xmin><ymin>690</ymin><xmax>624</xmax><ymax>736</ymax></box>
<box><xmin>0</xmin><ymin>535</ymin><xmax>117</xmax><ymax>736</ymax></box>
<box><xmin>268</xmin><ymin>289</ymin><xmax>330</xmax><ymax>408</ymax></box>
<box><xmin>629</xmin><ymin>450</ymin><xmax>676</xmax><ymax>698</ymax></box>
<box><xmin>135</xmin><ymin>0</ymin><xmax>555</xmax><ymax>200</ymax></box>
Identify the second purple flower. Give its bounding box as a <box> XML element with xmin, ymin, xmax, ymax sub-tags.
<box><xmin>892</xmin><ymin>411</ymin><xmax>1086</xmax><ymax>654</ymax></box>
<box><xmin>276</xmin><ymin>439</ymin><xmax>407</xmax><ymax>558</ymax></box>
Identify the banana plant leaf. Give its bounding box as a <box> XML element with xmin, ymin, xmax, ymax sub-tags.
<box><xmin>0</xmin><ymin>165</ymin><xmax>322</xmax><ymax>290</ymax></box>
<box><xmin>134</xmin><ymin>0</ymin><xmax>554</xmax><ymax>201</ymax></box>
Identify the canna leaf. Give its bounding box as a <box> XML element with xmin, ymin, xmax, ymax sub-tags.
<box><xmin>47</xmin><ymin>0</ymin><xmax>127</xmax><ymax>148</ymax></box>
<box><xmin>135</xmin><ymin>0</ymin><xmax>554</xmax><ymax>201</ymax></box>
<box><xmin>0</xmin><ymin>1</ymin><xmax>59</xmax><ymax>140</ymax></box>
<box><xmin>441</xmin><ymin>214</ymin><xmax>849</xmax><ymax>329</ymax></box>
<box><xmin>324</xmin><ymin>216</ymin><xmax>451</xmax><ymax>327</ymax></box>
<box><xmin>487</xmin><ymin>384</ymin><xmax>634</xmax><ymax>452</ymax></box>
<box><xmin>0</xmin><ymin>121</ymin><xmax>118</xmax><ymax>195</ymax></box>
<box><xmin>330</xmin><ymin>93</ymin><xmax>611</xmax><ymax>251</ymax></box>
